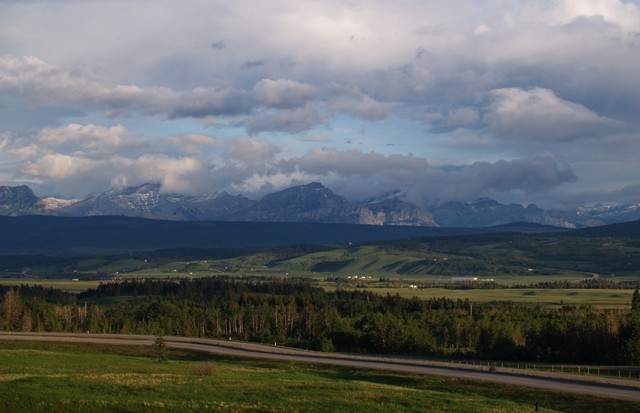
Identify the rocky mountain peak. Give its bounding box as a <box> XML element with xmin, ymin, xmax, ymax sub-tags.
<box><xmin>0</xmin><ymin>183</ymin><xmax>636</xmax><ymax>228</ymax></box>
<box><xmin>0</xmin><ymin>185</ymin><xmax>38</xmax><ymax>204</ymax></box>
<box><xmin>0</xmin><ymin>185</ymin><xmax>42</xmax><ymax>215</ymax></box>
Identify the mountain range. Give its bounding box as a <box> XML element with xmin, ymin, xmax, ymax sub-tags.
<box><xmin>1</xmin><ymin>182</ymin><xmax>639</xmax><ymax>228</ymax></box>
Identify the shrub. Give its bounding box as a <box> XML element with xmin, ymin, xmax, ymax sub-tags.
<box><xmin>152</xmin><ymin>335</ymin><xmax>169</xmax><ymax>362</ymax></box>
<box><xmin>193</xmin><ymin>362</ymin><xmax>217</xmax><ymax>376</ymax></box>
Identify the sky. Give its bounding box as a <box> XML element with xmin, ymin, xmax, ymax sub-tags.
<box><xmin>0</xmin><ymin>0</ymin><xmax>639</xmax><ymax>209</ymax></box>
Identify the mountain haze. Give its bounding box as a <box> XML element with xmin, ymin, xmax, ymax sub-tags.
<box><xmin>431</xmin><ymin>198</ymin><xmax>573</xmax><ymax>228</ymax></box>
<box><xmin>1</xmin><ymin>183</ymin><xmax>638</xmax><ymax>228</ymax></box>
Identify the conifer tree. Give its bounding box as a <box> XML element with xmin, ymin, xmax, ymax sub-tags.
<box><xmin>632</xmin><ymin>289</ymin><xmax>640</xmax><ymax>311</ymax></box>
<box><xmin>152</xmin><ymin>335</ymin><xmax>169</xmax><ymax>362</ymax></box>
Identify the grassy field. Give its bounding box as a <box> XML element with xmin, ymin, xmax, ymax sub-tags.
<box><xmin>0</xmin><ymin>276</ymin><xmax>636</xmax><ymax>307</ymax></box>
<box><xmin>0</xmin><ymin>341</ymin><xmax>639</xmax><ymax>413</ymax></box>
<box><xmin>339</xmin><ymin>287</ymin><xmax>636</xmax><ymax>308</ymax></box>
<box><xmin>0</xmin><ymin>278</ymin><xmax>102</xmax><ymax>292</ymax></box>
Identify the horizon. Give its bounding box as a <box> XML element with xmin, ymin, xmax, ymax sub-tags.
<box><xmin>1</xmin><ymin>1</ymin><xmax>640</xmax><ymax>210</ymax></box>
<box><xmin>3</xmin><ymin>180</ymin><xmax>638</xmax><ymax>212</ymax></box>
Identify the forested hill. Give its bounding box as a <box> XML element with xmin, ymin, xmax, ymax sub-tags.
<box><xmin>0</xmin><ymin>215</ymin><xmax>489</xmax><ymax>254</ymax></box>
<box><xmin>570</xmin><ymin>219</ymin><xmax>640</xmax><ymax>238</ymax></box>
<box><xmin>1</xmin><ymin>215</ymin><xmax>636</xmax><ymax>255</ymax></box>
<box><xmin>2</xmin><ymin>278</ymin><xmax>640</xmax><ymax>365</ymax></box>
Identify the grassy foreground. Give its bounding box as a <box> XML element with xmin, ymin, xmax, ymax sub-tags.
<box><xmin>0</xmin><ymin>342</ymin><xmax>639</xmax><ymax>413</ymax></box>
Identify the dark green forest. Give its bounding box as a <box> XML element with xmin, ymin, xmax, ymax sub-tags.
<box><xmin>2</xmin><ymin>278</ymin><xmax>640</xmax><ymax>365</ymax></box>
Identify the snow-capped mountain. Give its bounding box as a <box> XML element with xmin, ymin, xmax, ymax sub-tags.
<box><xmin>58</xmin><ymin>183</ymin><xmax>254</xmax><ymax>221</ymax></box>
<box><xmin>0</xmin><ymin>185</ymin><xmax>45</xmax><ymax>216</ymax></box>
<box><xmin>1</xmin><ymin>183</ymin><xmax>638</xmax><ymax>228</ymax></box>
<box><xmin>550</xmin><ymin>203</ymin><xmax>640</xmax><ymax>227</ymax></box>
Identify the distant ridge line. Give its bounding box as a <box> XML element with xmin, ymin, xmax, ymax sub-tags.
<box><xmin>0</xmin><ymin>214</ymin><xmax>568</xmax><ymax>254</ymax></box>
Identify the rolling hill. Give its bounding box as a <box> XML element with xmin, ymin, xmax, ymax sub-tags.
<box><xmin>0</xmin><ymin>215</ymin><xmax>489</xmax><ymax>254</ymax></box>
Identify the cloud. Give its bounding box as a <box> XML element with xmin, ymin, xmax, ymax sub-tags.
<box><xmin>38</xmin><ymin>123</ymin><xmax>126</xmax><ymax>148</ymax></box>
<box><xmin>572</xmin><ymin>182</ymin><xmax>640</xmax><ymax>206</ymax></box>
<box><xmin>223</xmin><ymin>138</ymin><xmax>280</xmax><ymax>165</ymax></box>
<box><xmin>245</xmin><ymin>106</ymin><xmax>324</xmax><ymax>134</ymax></box>
<box><xmin>0</xmin><ymin>56</ymin><xmax>175</xmax><ymax>115</ymax></box>
<box><xmin>24</xmin><ymin>153</ymin><xmax>96</xmax><ymax>179</ymax></box>
<box><xmin>171</xmin><ymin>87</ymin><xmax>251</xmax><ymax>118</ymax></box>
<box><xmin>485</xmin><ymin>87</ymin><xmax>624</xmax><ymax>141</ymax></box>
<box><xmin>446</xmin><ymin>107</ymin><xmax>480</xmax><ymax>128</ymax></box>
<box><xmin>291</xmin><ymin>148</ymin><xmax>429</xmax><ymax>178</ymax></box>
<box><xmin>10</xmin><ymin>119</ymin><xmax>579</xmax><ymax>207</ymax></box>
<box><xmin>166</xmin><ymin>133</ymin><xmax>222</xmax><ymax>155</ymax></box>
<box><xmin>167</xmin><ymin>134</ymin><xmax>220</xmax><ymax>146</ymax></box>
<box><xmin>275</xmin><ymin>148</ymin><xmax>575</xmax><ymax>206</ymax></box>
<box><xmin>22</xmin><ymin>152</ymin><xmax>207</xmax><ymax>196</ymax></box>
<box><xmin>251</xmin><ymin>78</ymin><xmax>317</xmax><ymax>109</ymax></box>
<box><xmin>524</xmin><ymin>0</ymin><xmax>640</xmax><ymax>31</ymax></box>
<box><xmin>242</xmin><ymin>60</ymin><xmax>265</xmax><ymax>69</ymax></box>
<box><xmin>5</xmin><ymin>143</ymin><xmax>40</xmax><ymax>160</ymax></box>
<box><xmin>118</xmin><ymin>154</ymin><xmax>205</xmax><ymax>194</ymax></box>
<box><xmin>364</xmin><ymin>64</ymin><xmax>433</xmax><ymax>101</ymax></box>
<box><xmin>2</xmin><ymin>1</ymin><xmax>640</xmax><ymax>207</ymax></box>
<box><xmin>0</xmin><ymin>56</ymin><xmax>253</xmax><ymax>120</ymax></box>
<box><xmin>328</xmin><ymin>94</ymin><xmax>391</xmax><ymax>121</ymax></box>
<box><xmin>453</xmin><ymin>157</ymin><xmax>577</xmax><ymax>194</ymax></box>
<box><xmin>302</xmin><ymin>134</ymin><xmax>331</xmax><ymax>142</ymax></box>
<box><xmin>210</xmin><ymin>40</ymin><xmax>226</xmax><ymax>50</ymax></box>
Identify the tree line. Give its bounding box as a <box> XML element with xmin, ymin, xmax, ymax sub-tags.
<box><xmin>2</xmin><ymin>279</ymin><xmax>640</xmax><ymax>365</ymax></box>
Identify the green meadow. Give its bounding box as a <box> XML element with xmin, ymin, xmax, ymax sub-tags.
<box><xmin>1</xmin><ymin>341</ymin><xmax>639</xmax><ymax>413</ymax></box>
<box><xmin>343</xmin><ymin>287</ymin><xmax>637</xmax><ymax>308</ymax></box>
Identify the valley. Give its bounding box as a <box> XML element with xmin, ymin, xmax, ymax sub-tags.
<box><xmin>1</xmin><ymin>214</ymin><xmax>640</xmax><ymax>411</ymax></box>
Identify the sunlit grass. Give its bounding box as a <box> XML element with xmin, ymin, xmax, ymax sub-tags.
<box><xmin>0</xmin><ymin>341</ymin><xmax>639</xmax><ymax>412</ymax></box>
<box><xmin>0</xmin><ymin>278</ymin><xmax>101</xmax><ymax>292</ymax></box>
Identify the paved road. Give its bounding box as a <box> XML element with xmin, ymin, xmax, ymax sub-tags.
<box><xmin>1</xmin><ymin>332</ymin><xmax>639</xmax><ymax>402</ymax></box>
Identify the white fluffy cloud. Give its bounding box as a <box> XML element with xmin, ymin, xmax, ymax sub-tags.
<box><xmin>23</xmin><ymin>152</ymin><xmax>206</xmax><ymax>195</ymax></box>
<box><xmin>25</xmin><ymin>153</ymin><xmax>96</xmax><ymax>179</ymax></box>
<box><xmin>38</xmin><ymin>123</ymin><xmax>126</xmax><ymax>147</ymax></box>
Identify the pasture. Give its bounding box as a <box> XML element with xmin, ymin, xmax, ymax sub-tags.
<box><xmin>1</xmin><ymin>341</ymin><xmax>639</xmax><ymax>413</ymax></box>
<box><xmin>349</xmin><ymin>287</ymin><xmax>636</xmax><ymax>308</ymax></box>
